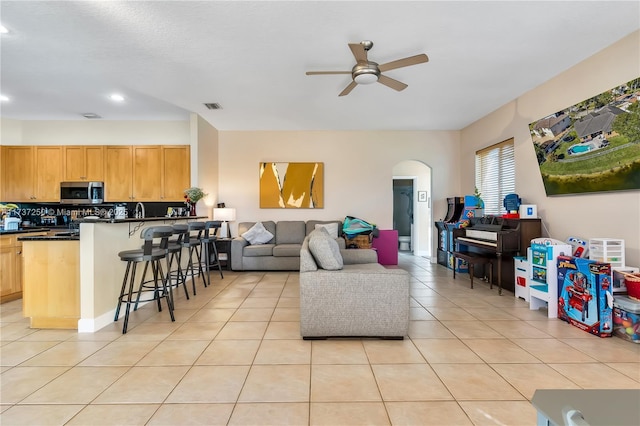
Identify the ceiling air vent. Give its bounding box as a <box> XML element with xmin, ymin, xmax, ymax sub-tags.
<box><xmin>204</xmin><ymin>103</ymin><xmax>222</xmax><ymax>110</ymax></box>
<box><xmin>81</xmin><ymin>113</ymin><xmax>102</xmax><ymax>119</ymax></box>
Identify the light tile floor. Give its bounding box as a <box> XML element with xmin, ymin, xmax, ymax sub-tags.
<box><xmin>1</xmin><ymin>254</ymin><xmax>639</xmax><ymax>425</ymax></box>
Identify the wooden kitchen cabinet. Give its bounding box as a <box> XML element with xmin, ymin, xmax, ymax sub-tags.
<box><xmin>133</xmin><ymin>146</ymin><xmax>163</xmax><ymax>201</ymax></box>
<box><xmin>104</xmin><ymin>145</ymin><xmax>190</xmax><ymax>202</ymax></box>
<box><xmin>1</xmin><ymin>146</ymin><xmax>62</xmax><ymax>202</ymax></box>
<box><xmin>104</xmin><ymin>146</ymin><xmax>133</xmax><ymax>201</ymax></box>
<box><xmin>0</xmin><ymin>233</ymin><xmax>45</xmax><ymax>303</ymax></box>
<box><xmin>2</xmin><ymin>146</ymin><xmax>35</xmax><ymax>201</ymax></box>
<box><xmin>34</xmin><ymin>146</ymin><xmax>64</xmax><ymax>201</ymax></box>
<box><xmin>63</xmin><ymin>146</ymin><xmax>104</xmax><ymax>181</ymax></box>
<box><xmin>161</xmin><ymin>146</ymin><xmax>190</xmax><ymax>201</ymax></box>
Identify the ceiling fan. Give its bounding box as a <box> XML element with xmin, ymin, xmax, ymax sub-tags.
<box><xmin>306</xmin><ymin>40</ymin><xmax>429</xmax><ymax>96</ymax></box>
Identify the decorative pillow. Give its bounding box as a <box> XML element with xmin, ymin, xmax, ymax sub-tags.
<box><xmin>308</xmin><ymin>226</ymin><xmax>330</xmax><ymax>240</ymax></box>
<box><xmin>309</xmin><ymin>233</ymin><xmax>343</xmax><ymax>270</ymax></box>
<box><xmin>314</xmin><ymin>222</ymin><xmax>339</xmax><ymax>239</ymax></box>
<box><xmin>241</xmin><ymin>221</ymin><xmax>274</xmax><ymax>245</ymax></box>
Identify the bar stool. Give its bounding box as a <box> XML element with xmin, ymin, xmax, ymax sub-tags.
<box><xmin>201</xmin><ymin>221</ymin><xmax>224</xmax><ymax>286</ymax></box>
<box><xmin>181</xmin><ymin>221</ymin><xmax>207</xmax><ymax>295</ymax></box>
<box><xmin>165</xmin><ymin>224</ymin><xmax>191</xmax><ymax>301</ymax></box>
<box><xmin>114</xmin><ymin>226</ymin><xmax>175</xmax><ymax>334</ymax></box>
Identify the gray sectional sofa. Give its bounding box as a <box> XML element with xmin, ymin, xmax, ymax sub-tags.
<box><xmin>299</xmin><ymin>232</ymin><xmax>410</xmax><ymax>339</ymax></box>
<box><xmin>230</xmin><ymin>220</ymin><xmax>344</xmax><ymax>271</ymax></box>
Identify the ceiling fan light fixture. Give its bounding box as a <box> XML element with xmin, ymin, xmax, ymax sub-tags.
<box><xmin>354</xmin><ymin>73</ymin><xmax>378</xmax><ymax>85</ymax></box>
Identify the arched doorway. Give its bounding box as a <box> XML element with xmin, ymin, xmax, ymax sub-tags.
<box><xmin>392</xmin><ymin>160</ymin><xmax>432</xmax><ymax>258</ymax></box>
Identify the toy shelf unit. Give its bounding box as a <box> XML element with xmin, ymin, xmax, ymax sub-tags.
<box><xmin>514</xmin><ymin>255</ymin><xmax>530</xmax><ymax>302</ymax></box>
<box><xmin>589</xmin><ymin>238</ymin><xmax>625</xmax><ymax>269</ymax></box>
<box><xmin>529</xmin><ymin>238</ymin><xmax>573</xmax><ymax>318</ymax></box>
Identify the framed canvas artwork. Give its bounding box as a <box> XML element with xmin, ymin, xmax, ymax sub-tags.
<box><xmin>259</xmin><ymin>162</ymin><xmax>324</xmax><ymax>208</ymax></box>
<box><xmin>528</xmin><ymin>77</ymin><xmax>640</xmax><ymax>196</ymax></box>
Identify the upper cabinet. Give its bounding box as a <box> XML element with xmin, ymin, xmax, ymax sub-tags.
<box><xmin>34</xmin><ymin>146</ymin><xmax>64</xmax><ymax>202</ymax></box>
<box><xmin>104</xmin><ymin>146</ymin><xmax>134</xmax><ymax>201</ymax></box>
<box><xmin>133</xmin><ymin>146</ymin><xmax>163</xmax><ymax>201</ymax></box>
<box><xmin>63</xmin><ymin>146</ymin><xmax>104</xmax><ymax>181</ymax></box>
<box><xmin>104</xmin><ymin>145</ymin><xmax>190</xmax><ymax>202</ymax></box>
<box><xmin>2</xmin><ymin>146</ymin><xmax>63</xmax><ymax>202</ymax></box>
<box><xmin>2</xmin><ymin>146</ymin><xmax>35</xmax><ymax>201</ymax></box>
<box><xmin>2</xmin><ymin>144</ymin><xmax>190</xmax><ymax>203</ymax></box>
<box><xmin>161</xmin><ymin>146</ymin><xmax>191</xmax><ymax>201</ymax></box>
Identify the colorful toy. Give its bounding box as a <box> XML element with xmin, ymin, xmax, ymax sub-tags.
<box><xmin>613</xmin><ymin>295</ymin><xmax>640</xmax><ymax>343</ymax></box>
<box><xmin>566</xmin><ymin>236</ymin><xmax>589</xmax><ymax>258</ymax></box>
<box><xmin>557</xmin><ymin>255</ymin><xmax>613</xmax><ymax>337</ymax></box>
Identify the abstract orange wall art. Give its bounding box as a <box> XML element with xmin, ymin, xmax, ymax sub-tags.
<box><xmin>259</xmin><ymin>162</ymin><xmax>324</xmax><ymax>208</ymax></box>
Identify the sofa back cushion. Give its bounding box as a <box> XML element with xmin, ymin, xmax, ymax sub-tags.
<box><xmin>308</xmin><ymin>229</ymin><xmax>344</xmax><ymax>271</ymax></box>
<box><xmin>238</xmin><ymin>221</ymin><xmax>276</xmax><ymax>244</ymax></box>
<box><xmin>306</xmin><ymin>220</ymin><xmax>342</xmax><ymax>238</ymax></box>
<box><xmin>276</xmin><ymin>221</ymin><xmax>306</xmax><ymax>245</ymax></box>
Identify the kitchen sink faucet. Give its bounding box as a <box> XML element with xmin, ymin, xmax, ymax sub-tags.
<box><xmin>135</xmin><ymin>202</ymin><xmax>145</xmax><ymax>219</ymax></box>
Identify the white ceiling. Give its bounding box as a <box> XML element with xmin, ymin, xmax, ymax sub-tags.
<box><xmin>1</xmin><ymin>1</ymin><xmax>638</xmax><ymax>131</ymax></box>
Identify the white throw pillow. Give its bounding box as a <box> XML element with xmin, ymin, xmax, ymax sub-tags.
<box><xmin>242</xmin><ymin>222</ymin><xmax>274</xmax><ymax>245</ymax></box>
<box><xmin>309</xmin><ymin>233</ymin><xmax>343</xmax><ymax>270</ymax></box>
<box><xmin>314</xmin><ymin>222</ymin><xmax>339</xmax><ymax>239</ymax></box>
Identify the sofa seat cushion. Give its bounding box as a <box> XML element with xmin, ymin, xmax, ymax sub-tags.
<box><xmin>309</xmin><ymin>232</ymin><xmax>343</xmax><ymax>271</ymax></box>
<box><xmin>342</xmin><ymin>263</ymin><xmax>385</xmax><ymax>272</ymax></box>
<box><xmin>273</xmin><ymin>243</ymin><xmax>302</xmax><ymax>257</ymax></box>
<box><xmin>243</xmin><ymin>244</ymin><xmax>275</xmax><ymax>257</ymax></box>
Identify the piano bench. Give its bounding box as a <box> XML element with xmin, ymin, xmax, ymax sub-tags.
<box><xmin>452</xmin><ymin>251</ymin><xmax>494</xmax><ymax>289</ymax></box>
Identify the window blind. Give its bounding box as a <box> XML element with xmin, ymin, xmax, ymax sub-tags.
<box><xmin>475</xmin><ymin>138</ymin><xmax>515</xmax><ymax>215</ymax></box>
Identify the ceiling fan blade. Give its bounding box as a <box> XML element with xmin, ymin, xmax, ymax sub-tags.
<box><xmin>349</xmin><ymin>43</ymin><xmax>368</xmax><ymax>63</ymax></box>
<box><xmin>378</xmin><ymin>74</ymin><xmax>408</xmax><ymax>92</ymax></box>
<box><xmin>306</xmin><ymin>71</ymin><xmax>351</xmax><ymax>75</ymax></box>
<box><xmin>338</xmin><ymin>81</ymin><xmax>358</xmax><ymax>97</ymax></box>
<box><xmin>378</xmin><ymin>54</ymin><xmax>429</xmax><ymax>72</ymax></box>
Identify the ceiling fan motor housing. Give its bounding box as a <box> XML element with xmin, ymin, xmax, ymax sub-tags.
<box><xmin>353</xmin><ymin>62</ymin><xmax>380</xmax><ymax>84</ymax></box>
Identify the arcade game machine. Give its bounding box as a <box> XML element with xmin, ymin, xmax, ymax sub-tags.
<box><xmin>435</xmin><ymin>197</ymin><xmax>464</xmax><ymax>268</ymax></box>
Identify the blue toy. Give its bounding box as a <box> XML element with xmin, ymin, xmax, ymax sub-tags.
<box><xmin>503</xmin><ymin>193</ymin><xmax>521</xmax><ymax>213</ymax></box>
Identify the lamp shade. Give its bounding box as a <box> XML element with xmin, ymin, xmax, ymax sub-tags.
<box><xmin>213</xmin><ymin>208</ymin><xmax>236</xmax><ymax>222</ymax></box>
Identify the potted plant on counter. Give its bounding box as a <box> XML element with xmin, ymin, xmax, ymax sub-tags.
<box><xmin>184</xmin><ymin>187</ymin><xmax>207</xmax><ymax>216</ymax></box>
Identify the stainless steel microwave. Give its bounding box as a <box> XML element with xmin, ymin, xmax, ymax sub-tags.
<box><xmin>60</xmin><ymin>181</ymin><xmax>104</xmax><ymax>204</ymax></box>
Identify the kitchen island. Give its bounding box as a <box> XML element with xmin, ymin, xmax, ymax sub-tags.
<box><xmin>20</xmin><ymin>236</ymin><xmax>80</xmax><ymax>328</ymax></box>
<box><xmin>19</xmin><ymin>216</ymin><xmax>206</xmax><ymax>332</ymax></box>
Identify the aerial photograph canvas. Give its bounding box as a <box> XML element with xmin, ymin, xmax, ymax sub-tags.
<box><xmin>529</xmin><ymin>78</ymin><xmax>640</xmax><ymax>196</ymax></box>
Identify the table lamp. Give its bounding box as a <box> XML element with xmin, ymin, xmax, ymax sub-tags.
<box><xmin>214</xmin><ymin>207</ymin><xmax>236</xmax><ymax>238</ymax></box>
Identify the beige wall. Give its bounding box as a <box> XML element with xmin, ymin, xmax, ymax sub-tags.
<box><xmin>218</xmin><ymin>130</ymin><xmax>460</xmax><ymax>255</ymax></box>
<box><xmin>0</xmin><ymin>119</ymin><xmax>190</xmax><ymax>145</ymax></box>
<box><xmin>192</xmin><ymin>113</ymin><xmax>219</xmax><ymax>217</ymax></box>
<box><xmin>461</xmin><ymin>30</ymin><xmax>640</xmax><ymax>266</ymax></box>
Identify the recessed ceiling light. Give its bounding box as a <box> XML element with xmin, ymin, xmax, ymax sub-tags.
<box><xmin>0</xmin><ymin>95</ymin><xmax>9</xmax><ymax>102</ymax></box>
<box><xmin>109</xmin><ymin>94</ymin><xmax>125</xmax><ymax>102</ymax></box>
<box><xmin>0</xmin><ymin>25</ymin><xmax>8</xmax><ymax>34</ymax></box>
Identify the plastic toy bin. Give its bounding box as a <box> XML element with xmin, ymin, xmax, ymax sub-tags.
<box><xmin>613</xmin><ymin>295</ymin><xmax>640</xmax><ymax>343</ymax></box>
<box><xmin>589</xmin><ymin>238</ymin><xmax>625</xmax><ymax>269</ymax></box>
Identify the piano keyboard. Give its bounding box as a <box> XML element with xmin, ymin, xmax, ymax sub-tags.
<box><xmin>465</xmin><ymin>229</ymin><xmax>498</xmax><ymax>241</ymax></box>
<box><xmin>457</xmin><ymin>237</ymin><xmax>498</xmax><ymax>247</ymax></box>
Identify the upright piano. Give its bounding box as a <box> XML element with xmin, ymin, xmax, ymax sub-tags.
<box><xmin>452</xmin><ymin>217</ymin><xmax>542</xmax><ymax>294</ymax></box>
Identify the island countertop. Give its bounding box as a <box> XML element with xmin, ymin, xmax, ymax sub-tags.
<box><xmin>75</xmin><ymin>215</ymin><xmax>207</xmax><ymax>224</ymax></box>
<box><xmin>18</xmin><ymin>235</ymin><xmax>80</xmax><ymax>241</ymax></box>
<box><xmin>0</xmin><ymin>227</ymin><xmax>51</xmax><ymax>236</ymax></box>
